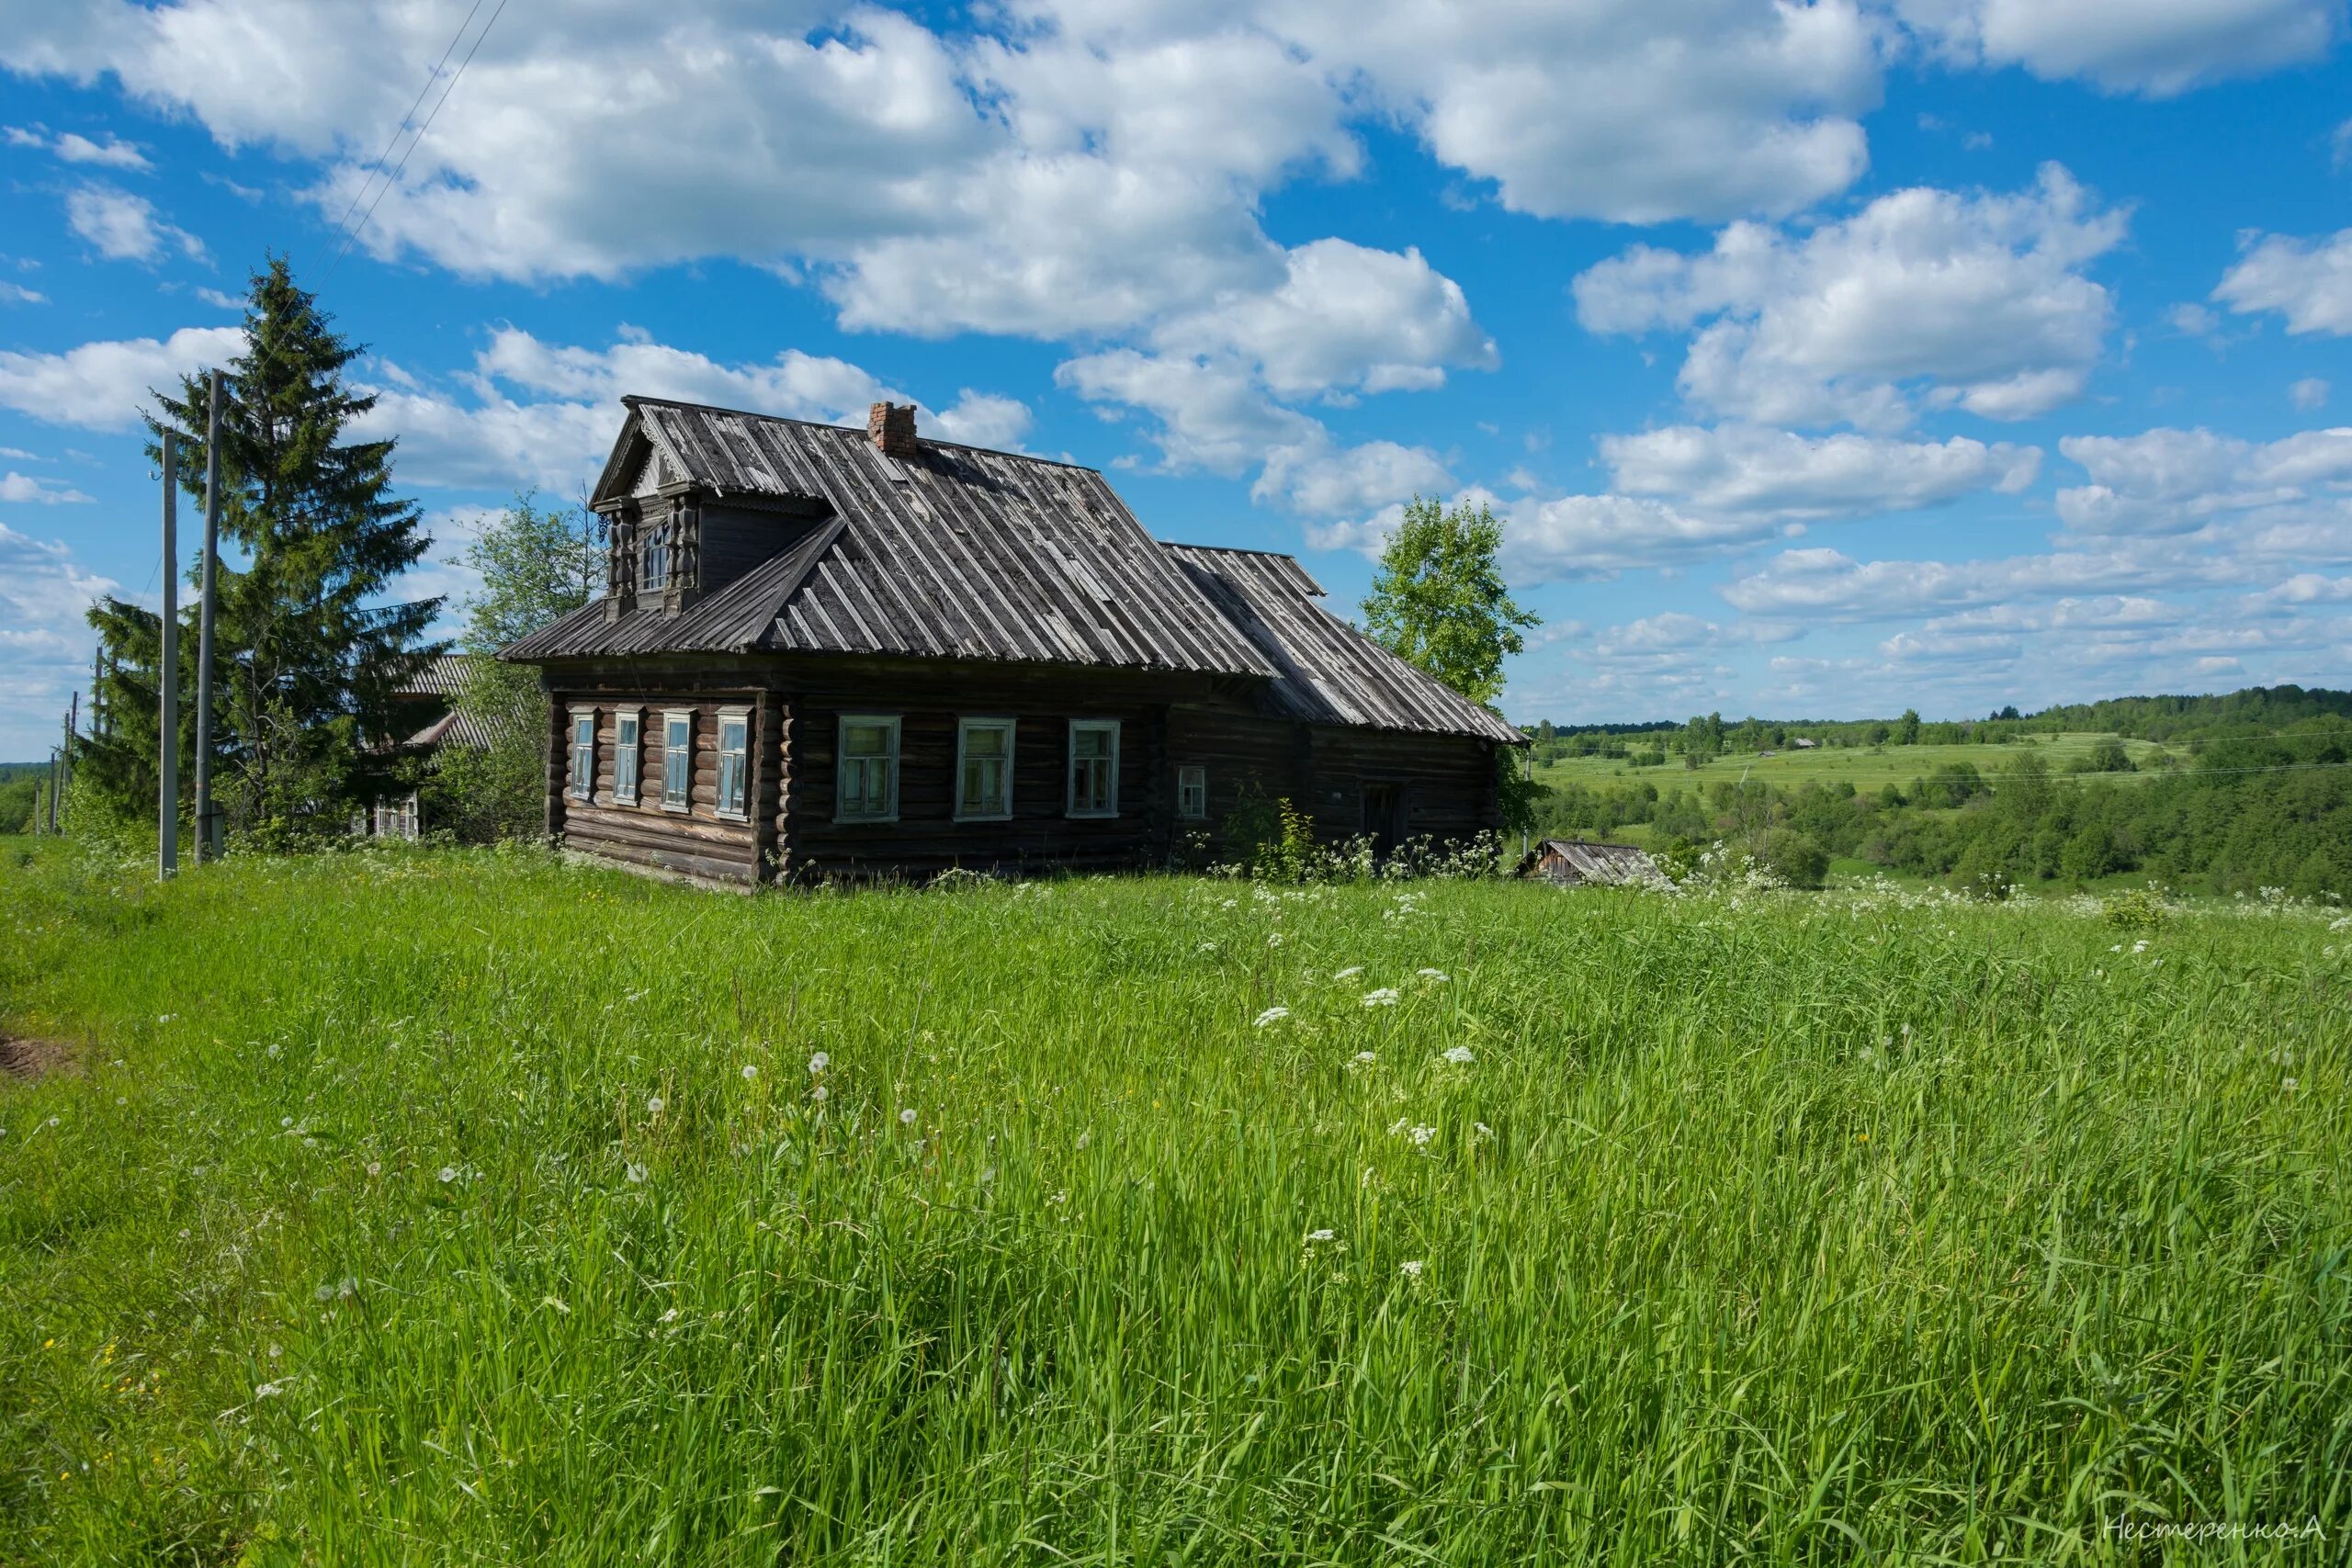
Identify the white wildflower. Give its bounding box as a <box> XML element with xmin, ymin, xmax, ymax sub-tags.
<box><xmin>364</xmin><ymin>1161</ymin><xmax>381</xmax><ymax>1178</ymax></box>
<box><xmin>1474</xmin><ymin>1122</ymin><xmax>1495</xmax><ymax>1141</ymax></box>
<box><xmin>1334</xmin><ymin>965</ymin><xmax>1364</xmax><ymax>980</ymax></box>
<box><xmin>1363</xmin><ymin>987</ymin><xmax>1400</xmax><ymax>1008</ymax></box>
<box><xmin>808</xmin><ymin>1052</ymin><xmax>830</xmax><ymax>1074</ymax></box>
<box><xmin>437</xmin><ymin>1166</ymin><xmax>458</xmax><ymax>1184</ymax></box>
<box><xmin>1254</xmin><ymin>1006</ymin><xmax>1291</xmax><ymax>1029</ymax></box>
<box><xmin>646</xmin><ymin>1096</ymin><xmax>665</xmax><ymax>1116</ymax></box>
<box><xmin>1399</xmin><ymin>1259</ymin><xmax>1425</xmax><ymax>1278</ymax></box>
<box><xmin>1442</xmin><ymin>1045</ymin><xmax>1475</xmax><ymax>1066</ymax></box>
<box><xmin>900</xmin><ymin>1107</ymin><xmax>918</xmax><ymax>1126</ymax></box>
<box><xmin>1076</xmin><ymin>1132</ymin><xmax>1091</xmax><ymax>1150</ymax></box>
<box><xmin>1416</xmin><ymin>968</ymin><xmax>1450</xmax><ymax>982</ymax></box>
<box><xmin>1354</xmin><ymin>1050</ymin><xmax>1377</xmax><ymax>1064</ymax></box>
<box><xmin>626</xmin><ymin>1162</ymin><xmax>649</xmax><ymax>1183</ymax></box>
<box><xmin>1305</xmin><ymin>1228</ymin><xmax>1337</xmax><ymax>1243</ymax></box>
<box><xmin>2283</xmin><ymin>1077</ymin><xmax>2298</xmax><ymax>1092</ymax></box>
<box><xmin>741</xmin><ymin>1064</ymin><xmax>759</xmax><ymax>1081</ymax></box>
<box><xmin>1387</xmin><ymin>1117</ymin><xmax>1410</xmax><ymax>1136</ymax></box>
<box><xmin>1267</xmin><ymin>931</ymin><xmax>1284</xmax><ymax>947</ymax></box>
<box><xmin>1409</xmin><ymin>1124</ymin><xmax>1436</xmax><ymax>1146</ymax></box>
<box><xmin>2132</xmin><ymin>940</ymin><xmax>2149</xmax><ymax>953</ymax></box>
<box><xmin>659</xmin><ymin>1307</ymin><xmax>680</xmax><ymax>1324</ymax></box>
<box><xmin>809</xmin><ymin>1085</ymin><xmax>828</xmax><ymax>1103</ymax></box>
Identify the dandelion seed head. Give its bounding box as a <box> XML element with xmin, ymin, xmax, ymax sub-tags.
<box><xmin>741</xmin><ymin>1064</ymin><xmax>759</xmax><ymax>1081</ymax></box>
<box><xmin>437</xmin><ymin>1166</ymin><xmax>458</xmax><ymax>1184</ymax></box>
<box><xmin>900</xmin><ymin>1107</ymin><xmax>918</xmax><ymax>1125</ymax></box>
<box><xmin>809</xmin><ymin>1085</ymin><xmax>828</xmax><ymax>1102</ymax></box>
<box><xmin>808</xmin><ymin>1052</ymin><xmax>830</xmax><ymax>1074</ymax></box>
<box><xmin>646</xmin><ymin>1096</ymin><xmax>665</xmax><ymax>1116</ymax></box>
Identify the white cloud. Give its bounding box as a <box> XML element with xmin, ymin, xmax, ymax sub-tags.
<box><xmin>1253</xmin><ymin>438</ymin><xmax>1452</xmax><ymax>517</ymax></box>
<box><xmin>0</xmin><ymin>522</ymin><xmax>117</xmax><ymax>760</ymax></box>
<box><xmin>64</xmin><ymin>183</ymin><xmax>203</xmax><ymax>263</ymax></box>
<box><xmin>2054</xmin><ymin>424</ymin><xmax>2352</xmax><ymax>536</ymax></box>
<box><xmin>2213</xmin><ymin>228</ymin><xmax>2352</xmax><ymax>335</ymax></box>
<box><xmin>0</xmin><ymin>325</ymin><xmax>243</xmax><ymax>429</ymax></box>
<box><xmin>1893</xmin><ymin>0</ymin><xmax>2339</xmax><ymax>96</ymax></box>
<box><xmin>0</xmin><ymin>472</ymin><xmax>95</xmax><ymax>503</ymax></box>
<box><xmin>0</xmin><ymin>282</ymin><xmax>46</xmax><ymax>305</ymax></box>
<box><xmin>1600</xmin><ymin>423</ymin><xmax>2039</xmax><ymax>520</ymax></box>
<box><xmin>6</xmin><ymin>123</ymin><xmax>153</xmax><ymax>168</ymax></box>
<box><xmin>2290</xmin><ymin>377</ymin><xmax>2331</xmax><ymax>410</ymax></box>
<box><xmin>1057</xmin><ymin>350</ymin><xmax>1320</xmax><ymax>476</ymax></box>
<box><xmin>1719</xmin><ymin>541</ymin><xmax>2245</xmax><ymax>619</ymax></box>
<box><xmin>1499</xmin><ymin>489</ymin><xmax>1804</xmax><ymax>581</ymax></box>
<box><xmin>195</xmin><ymin>287</ymin><xmax>243</xmax><ymax>310</ymax></box>
<box><xmin>1576</xmin><ymin>164</ymin><xmax>2125</xmax><ymax>429</ymax></box>
<box><xmin>359</xmin><ymin>327</ymin><xmax>1030</xmax><ymax>492</ymax></box>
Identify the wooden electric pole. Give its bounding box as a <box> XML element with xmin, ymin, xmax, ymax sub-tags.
<box><xmin>193</xmin><ymin>368</ymin><xmax>223</xmax><ymax>862</ymax></box>
<box><xmin>159</xmin><ymin>430</ymin><xmax>179</xmax><ymax>880</ymax></box>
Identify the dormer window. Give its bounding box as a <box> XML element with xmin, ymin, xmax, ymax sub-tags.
<box><xmin>640</xmin><ymin>526</ymin><xmax>670</xmax><ymax>592</ymax></box>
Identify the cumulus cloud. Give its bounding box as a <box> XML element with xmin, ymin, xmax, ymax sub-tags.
<box><xmin>1253</xmin><ymin>438</ymin><xmax>1453</xmax><ymax>517</ymax></box>
<box><xmin>0</xmin><ymin>472</ymin><xmax>95</xmax><ymax>503</ymax></box>
<box><xmin>0</xmin><ymin>325</ymin><xmax>243</xmax><ymax>429</ymax></box>
<box><xmin>1601</xmin><ymin>423</ymin><xmax>2040</xmax><ymax>520</ymax></box>
<box><xmin>2054</xmin><ymin>424</ymin><xmax>2352</xmax><ymax>535</ymax></box>
<box><xmin>64</xmin><ymin>183</ymin><xmax>203</xmax><ymax>262</ymax></box>
<box><xmin>1575</xmin><ymin>164</ymin><xmax>2126</xmax><ymax>429</ymax></box>
<box><xmin>1892</xmin><ymin>0</ymin><xmax>2340</xmax><ymax>96</ymax></box>
<box><xmin>1718</xmin><ymin>541</ymin><xmax>2246</xmax><ymax>619</ymax></box>
<box><xmin>0</xmin><ymin>522</ymin><xmax>118</xmax><ymax>759</ymax></box>
<box><xmin>2213</xmin><ymin>228</ymin><xmax>2352</xmax><ymax>335</ymax></box>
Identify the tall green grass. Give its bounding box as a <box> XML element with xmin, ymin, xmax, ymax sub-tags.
<box><xmin>3</xmin><ymin>841</ymin><xmax>2346</xmax><ymax>1562</ymax></box>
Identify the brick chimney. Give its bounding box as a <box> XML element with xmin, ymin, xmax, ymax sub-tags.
<box><xmin>867</xmin><ymin>401</ymin><xmax>919</xmax><ymax>459</ymax></box>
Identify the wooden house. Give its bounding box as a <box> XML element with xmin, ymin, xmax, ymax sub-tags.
<box><xmin>359</xmin><ymin>654</ymin><xmax>500</xmax><ymax>840</ymax></box>
<box><xmin>1515</xmin><ymin>838</ymin><xmax>1668</xmax><ymax>887</ymax></box>
<box><xmin>502</xmin><ymin>398</ymin><xmax>1523</xmax><ymax>886</ymax></box>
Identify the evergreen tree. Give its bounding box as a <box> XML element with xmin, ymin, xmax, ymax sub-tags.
<box><xmin>1361</xmin><ymin>496</ymin><xmax>1543</xmax><ymax>834</ymax></box>
<box><xmin>82</xmin><ymin>256</ymin><xmax>439</xmax><ymax>848</ymax></box>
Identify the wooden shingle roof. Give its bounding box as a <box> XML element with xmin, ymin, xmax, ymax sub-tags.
<box><xmin>508</xmin><ymin>400</ymin><xmax>1275</xmax><ymax>676</ymax></box>
<box><xmin>1163</xmin><ymin>544</ymin><xmax>1524</xmax><ymax>745</ymax></box>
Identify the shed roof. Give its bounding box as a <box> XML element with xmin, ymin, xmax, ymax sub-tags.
<box><xmin>1163</xmin><ymin>544</ymin><xmax>1523</xmax><ymax>745</ymax></box>
<box><xmin>1519</xmin><ymin>839</ymin><xmax>1668</xmax><ymax>886</ymax></box>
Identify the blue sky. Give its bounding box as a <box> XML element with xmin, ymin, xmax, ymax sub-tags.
<box><xmin>4</xmin><ymin>0</ymin><xmax>2351</xmax><ymax>760</ymax></box>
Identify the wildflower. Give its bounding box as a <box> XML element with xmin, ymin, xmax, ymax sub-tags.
<box><xmin>1305</xmin><ymin>1228</ymin><xmax>1336</xmax><ymax>1243</ymax></box>
<box><xmin>2283</xmin><ymin>1077</ymin><xmax>2298</xmax><ymax>1092</ymax></box>
<box><xmin>1399</xmin><ymin>1259</ymin><xmax>1425</xmax><ymax>1278</ymax></box>
<box><xmin>1442</xmin><ymin>1045</ymin><xmax>1475</xmax><ymax>1066</ymax></box>
<box><xmin>1416</xmin><ymin>968</ymin><xmax>1450</xmax><ymax>982</ymax></box>
<box><xmin>1077</xmin><ymin>1132</ymin><xmax>1091</xmax><ymax>1150</ymax></box>
<box><xmin>254</xmin><ymin>1380</ymin><xmax>287</xmax><ymax>1401</ymax></box>
<box><xmin>1387</xmin><ymin>1117</ymin><xmax>1410</xmax><ymax>1136</ymax></box>
<box><xmin>1409</xmin><ymin>1123</ymin><xmax>1436</xmax><ymax>1146</ymax></box>
<box><xmin>2132</xmin><ymin>940</ymin><xmax>2149</xmax><ymax>953</ymax></box>
<box><xmin>809</xmin><ymin>1085</ymin><xmax>828</xmax><ymax>1103</ymax></box>
<box><xmin>1354</xmin><ymin>1050</ymin><xmax>1377</xmax><ymax>1064</ymax></box>
<box><xmin>280</xmin><ymin>1117</ymin><xmax>294</xmax><ymax>1128</ymax></box>
<box><xmin>1253</xmin><ymin>1006</ymin><xmax>1291</xmax><ymax>1029</ymax></box>
<box><xmin>437</xmin><ymin>1166</ymin><xmax>458</xmax><ymax>1184</ymax></box>
<box><xmin>1334</xmin><ymin>965</ymin><xmax>1364</xmax><ymax>980</ymax></box>
<box><xmin>364</xmin><ymin>1161</ymin><xmax>381</xmax><ymax>1178</ymax></box>
<box><xmin>658</xmin><ymin>1307</ymin><xmax>680</xmax><ymax>1325</ymax></box>
<box><xmin>741</xmin><ymin>1064</ymin><xmax>759</xmax><ymax>1082</ymax></box>
<box><xmin>1267</xmin><ymin>931</ymin><xmax>1284</xmax><ymax>947</ymax></box>
<box><xmin>808</xmin><ymin>1052</ymin><xmax>830</xmax><ymax>1074</ymax></box>
<box><xmin>626</xmin><ymin>1163</ymin><xmax>649</xmax><ymax>1183</ymax></box>
<box><xmin>47</xmin><ymin>1117</ymin><xmax>59</xmax><ymax>1128</ymax></box>
<box><xmin>1474</xmin><ymin>1122</ymin><xmax>1494</xmax><ymax>1141</ymax></box>
<box><xmin>1363</xmin><ymin>987</ymin><xmax>1400</xmax><ymax>1008</ymax></box>
<box><xmin>900</xmin><ymin>1107</ymin><xmax>919</xmax><ymax>1126</ymax></box>
<box><xmin>647</xmin><ymin>1096</ymin><xmax>665</xmax><ymax>1116</ymax></box>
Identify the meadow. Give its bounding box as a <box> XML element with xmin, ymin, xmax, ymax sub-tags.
<box><xmin>2</xmin><ymin>841</ymin><xmax>2346</xmax><ymax>1563</ymax></box>
<box><xmin>1532</xmin><ymin>731</ymin><xmax>2173</xmax><ymax>795</ymax></box>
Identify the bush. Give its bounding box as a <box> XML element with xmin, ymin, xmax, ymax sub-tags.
<box><xmin>2098</xmin><ymin>888</ymin><xmax>2167</xmax><ymax>931</ymax></box>
<box><xmin>1762</xmin><ymin>829</ymin><xmax>1828</xmax><ymax>889</ymax></box>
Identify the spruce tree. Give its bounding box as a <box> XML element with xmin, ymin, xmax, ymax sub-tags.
<box><xmin>82</xmin><ymin>255</ymin><xmax>440</xmax><ymax>847</ymax></box>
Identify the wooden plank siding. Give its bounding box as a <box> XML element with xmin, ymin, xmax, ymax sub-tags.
<box><xmin>544</xmin><ymin>653</ymin><xmax>1502</xmax><ymax>886</ymax></box>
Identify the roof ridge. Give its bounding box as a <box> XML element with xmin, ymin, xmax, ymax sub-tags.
<box><xmin>622</xmin><ymin>393</ymin><xmax>1103</xmax><ymax>473</ymax></box>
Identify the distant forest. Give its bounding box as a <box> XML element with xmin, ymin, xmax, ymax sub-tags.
<box><xmin>1522</xmin><ymin>685</ymin><xmax>2352</xmax><ymax>898</ymax></box>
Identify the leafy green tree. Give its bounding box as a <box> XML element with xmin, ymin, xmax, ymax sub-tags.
<box><xmin>1762</xmin><ymin>829</ymin><xmax>1829</xmax><ymax>889</ymax></box>
<box><xmin>428</xmin><ymin>492</ymin><xmax>600</xmax><ymax>841</ymax></box>
<box><xmin>1896</xmin><ymin>707</ymin><xmax>1922</xmax><ymax>746</ymax></box>
<box><xmin>1362</xmin><ymin>496</ymin><xmax>1543</xmax><ymax>836</ymax></box>
<box><xmin>81</xmin><ymin>256</ymin><xmax>439</xmax><ymax>849</ymax></box>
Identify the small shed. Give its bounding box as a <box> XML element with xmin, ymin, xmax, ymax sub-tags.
<box><xmin>1792</xmin><ymin>737</ymin><xmax>1818</xmax><ymax>750</ymax></box>
<box><xmin>1516</xmin><ymin>838</ymin><xmax>1668</xmax><ymax>887</ymax></box>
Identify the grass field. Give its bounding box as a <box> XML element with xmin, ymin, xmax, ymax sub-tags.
<box><xmin>3</xmin><ymin>841</ymin><xmax>2347</xmax><ymax>1562</ymax></box>
<box><xmin>1534</xmin><ymin>731</ymin><xmax>2174</xmax><ymax>795</ymax></box>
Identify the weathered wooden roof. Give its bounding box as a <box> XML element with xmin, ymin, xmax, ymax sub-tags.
<box><xmin>510</xmin><ymin>399</ymin><xmax>1275</xmax><ymax>676</ymax></box>
<box><xmin>394</xmin><ymin>653</ymin><xmax>474</xmax><ymax>699</ymax></box>
<box><xmin>1519</xmin><ymin>839</ymin><xmax>1668</xmax><ymax>886</ymax></box>
<box><xmin>1163</xmin><ymin>544</ymin><xmax>1524</xmax><ymax>745</ymax></box>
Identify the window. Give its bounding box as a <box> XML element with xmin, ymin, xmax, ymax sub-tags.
<box><xmin>716</xmin><ymin>707</ymin><xmax>750</xmax><ymax>820</ymax></box>
<box><xmin>662</xmin><ymin>710</ymin><xmax>693</xmax><ymax>810</ymax></box>
<box><xmin>1177</xmin><ymin>764</ymin><xmax>1206</xmax><ymax>820</ymax></box>
<box><xmin>1067</xmin><ymin>719</ymin><xmax>1120</xmax><ymax>818</ymax></box>
<box><xmin>614</xmin><ymin>710</ymin><xmax>641</xmax><ymax>805</ymax></box>
<box><xmin>836</xmin><ymin>715</ymin><xmax>900</xmax><ymax>821</ymax></box>
<box><xmin>955</xmin><ymin>717</ymin><xmax>1015</xmax><ymax>820</ymax></box>
<box><xmin>569</xmin><ymin>708</ymin><xmax>596</xmax><ymax>802</ymax></box>
<box><xmin>640</xmin><ymin>525</ymin><xmax>669</xmax><ymax>592</ymax></box>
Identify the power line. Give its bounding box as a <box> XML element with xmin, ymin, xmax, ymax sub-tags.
<box><xmin>320</xmin><ymin>0</ymin><xmax>491</xmax><ymax>264</ymax></box>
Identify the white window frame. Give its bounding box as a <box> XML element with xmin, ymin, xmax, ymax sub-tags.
<box><xmin>715</xmin><ymin>706</ymin><xmax>751</xmax><ymax>822</ymax></box>
<box><xmin>661</xmin><ymin>708</ymin><xmax>694</xmax><ymax>812</ymax></box>
<box><xmin>613</xmin><ymin>708</ymin><xmax>642</xmax><ymax>806</ymax></box>
<box><xmin>835</xmin><ymin>714</ymin><xmax>901</xmax><ymax>823</ymax></box>
<box><xmin>1067</xmin><ymin>718</ymin><xmax>1121</xmax><ymax>818</ymax></box>
<box><xmin>568</xmin><ymin>706</ymin><xmax>596</xmax><ymax>803</ymax></box>
<box><xmin>954</xmin><ymin>716</ymin><xmax>1016</xmax><ymax>822</ymax></box>
<box><xmin>1177</xmin><ymin>763</ymin><xmax>1207</xmax><ymax>820</ymax></box>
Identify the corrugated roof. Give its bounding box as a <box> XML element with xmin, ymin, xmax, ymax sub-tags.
<box><xmin>395</xmin><ymin>653</ymin><xmax>474</xmax><ymax>699</ymax></box>
<box><xmin>1520</xmin><ymin>840</ymin><xmax>1667</xmax><ymax>886</ymax></box>
<box><xmin>510</xmin><ymin>400</ymin><xmax>1274</xmax><ymax>677</ymax></box>
<box><xmin>1163</xmin><ymin>544</ymin><xmax>1524</xmax><ymax>745</ymax></box>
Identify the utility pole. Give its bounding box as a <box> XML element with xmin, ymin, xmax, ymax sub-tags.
<box><xmin>193</xmin><ymin>368</ymin><xmax>223</xmax><ymax>862</ymax></box>
<box><xmin>46</xmin><ymin>748</ymin><xmax>59</xmax><ymax>833</ymax></box>
<box><xmin>160</xmin><ymin>430</ymin><xmax>180</xmax><ymax>880</ymax></box>
<box><xmin>60</xmin><ymin>693</ymin><xmax>75</xmax><ymax>831</ymax></box>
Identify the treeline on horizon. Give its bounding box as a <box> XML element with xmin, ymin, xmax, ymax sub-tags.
<box><xmin>1522</xmin><ymin>686</ymin><xmax>2352</xmax><ymax>898</ymax></box>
